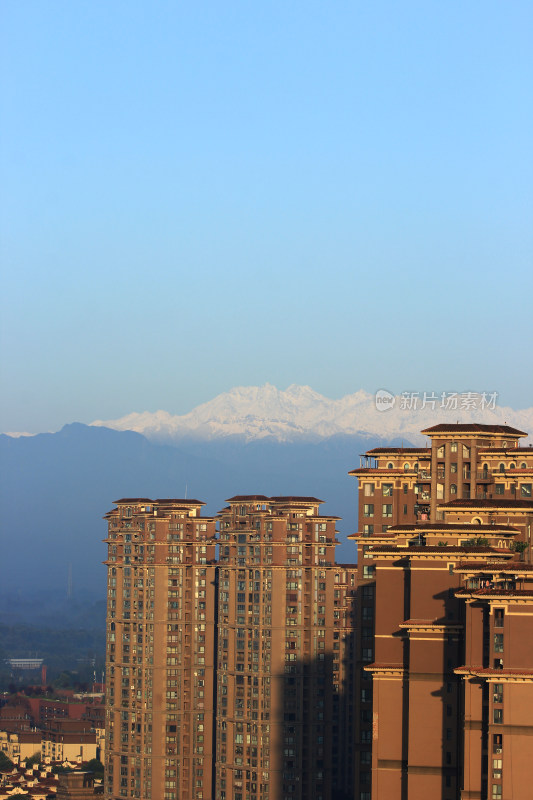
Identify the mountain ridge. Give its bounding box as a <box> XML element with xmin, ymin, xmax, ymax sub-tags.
<box><xmin>88</xmin><ymin>384</ymin><xmax>532</xmax><ymax>445</ymax></box>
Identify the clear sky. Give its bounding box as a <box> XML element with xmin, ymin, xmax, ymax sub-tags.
<box><xmin>1</xmin><ymin>1</ymin><xmax>532</xmax><ymax>433</ymax></box>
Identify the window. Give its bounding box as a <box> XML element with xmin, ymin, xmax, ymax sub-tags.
<box><xmin>363</xmin><ymin>504</ymin><xmax>374</xmax><ymax>517</ymax></box>
<box><xmin>451</xmin><ymin>462</ymin><xmax>457</xmax><ymax>473</ymax></box>
<box><xmin>493</xmin><ymin>734</ymin><xmax>502</xmax><ymax>754</ymax></box>
<box><xmin>493</xmin><ymin>684</ymin><xmax>503</xmax><ymax>703</ymax></box>
<box><xmin>451</xmin><ymin>442</ymin><xmax>458</xmax><ymax>453</ymax></box>
<box><xmin>363</xmin><ymin>525</ymin><xmax>374</xmax><ymax>535</ymax></box>
<box><xmin>363</xmin><ymin>565</ymin><xmax>375</xmax><ymax>579</ymax></box>
<box><xmin>494</xmin><ymin>634</ymin><xmax>504</xmax><ymax>653</ymax></box>
<box><xmin>437</xmin><ymin>446</ymin><xmax>445</xmax><ymax>458</ymax></box>
<box><xmin>403</xmin><ymin>483</ymin><xmax>408</xmax><ymax>494</ymax></box>
<box><xmin>493</xmin><ymin>708</ymin><xmax>503</xmax><ymax>724</ymax></box>
<box><xmin>492</xmin><ymin>785</ymin><xmax>502</xmax><ymax>798</ymax></box>
<box><xmin>450</xmin><ymin>484</ymin><xmax>457</xmax><ymax>495</ymax></box>
<box><xmin>494</xmin><ymin>609</ymin><xmax>504</xmax><ymax>628</ymax></box>
<box><xmin>403</xmin><ymin>463</ymin><xmax>410</xmax><ymax>471</ymax></box>
<box><xmin>382</xmin><ymin>504</ymin><xmax>393</xmax><ymax>517</ymax></box>
<box><xmin>387</xmin><ymin>462</ymin><xmax>394</xmax><ymax>469</ymax></box>
<box><xmin>382</xmin><ymin>484</ymin><xmax>393</xmax><ymax>497</ymax></box>
<box><xmin>492</xmin><ymin>759</ymin><xmax>502</xmax><ymax>779</ymax></box>
<box><xmin>364</xmin><ymin>483</ymin><xmax>375</xmax><ymax>497</ymax></box>
<box><xmin>521</xmin><ymin>484</ymin><xmax>532</xmax><ymax>498</ymax></box>
<box><xmin>403</xmin><ymin>504</ymin><xmax>407</xmax><ymax>515</ymax></box>
<box><xmin>495</xmin><ymin>485</ymin><xmax>504</xmax><ymax>495</ymax></box>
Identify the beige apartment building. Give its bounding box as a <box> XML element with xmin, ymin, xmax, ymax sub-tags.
<box><xmin>103</xmin><ymin>495</ymin><xmax>355</xmax><ymax>800</ymax></box>
<box><xmin>349</xmin><ymin>423</ymin><xmax>533</xmax><ymax>800</ymax></box>
<box><xmin>103</xmin><ymin>498</ymin><xmax>217</xmax><ymax>800</ymax></box>
<box><xmin>215</xmin><ymin>496</ymin><xmax>356</xmax><ymax>800</ymax></box>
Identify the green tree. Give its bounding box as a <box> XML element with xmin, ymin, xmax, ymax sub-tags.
<box><xmin>510</xmin><ymin>541</ymin><xmax>529</xmax><ymax>560</ymax></box>
<box><xmin>463</xmin><ymin>537</ymin><xmax>490</xmax><ymax>547</ymax></box>
<box><xmin>25</xmin><ymin>753</ymin><xmax>41</xmax><ymax>768</ymax></box>
<box><xmin>86</xmin><ymin>758</ymin><xmax>104</xmax><ymax>775</ymax></box>
<box><xmin>0</xmin><ymin>751</ymin><xmax>15</xmax><ymax>770</ymax></box>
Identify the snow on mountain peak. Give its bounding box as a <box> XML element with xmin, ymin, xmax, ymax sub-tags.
<box><xmin>90</xmin><ymin>385</ymin><xmax>533</xmax><ymax>445</ymax></box>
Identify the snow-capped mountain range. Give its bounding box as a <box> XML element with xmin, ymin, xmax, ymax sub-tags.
<box><xmin>90</xmin><ymin>384</ymin><xmax>533</xmax><ymax>445</ymax></box>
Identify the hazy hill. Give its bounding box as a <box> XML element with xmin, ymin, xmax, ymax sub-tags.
<box><xmin>0</xmin><ymin>423</ymin><xmax>406</xmax><ymax>618</ymax></box>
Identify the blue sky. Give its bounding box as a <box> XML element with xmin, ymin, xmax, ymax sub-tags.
<box><xmin>1</xmin><ymin>1</ymin><xmax>532</xmax><ymax>432</ymax></box>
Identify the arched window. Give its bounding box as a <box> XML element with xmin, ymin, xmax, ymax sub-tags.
<box><xmin>414</xmin><ymin>462</ymin><xmax>418</xmax><ymax>472</ymax></box>
<box><xmin>387</xmin><ymin>462</ymin><xmax>394</xmax><ymax>469</ymax></box>
<box><xmin>499</xmin><ymin>463</ymin><xmax>505</xmax><ymax>473</ymax></box>
<box><xmin>403</xmin><ymin>463</ymin><xmax>410</xmax><ymax>471</ymax></box>
<box><xmin>510</xmin><ymin>463</ymin><xmax>516</xmax><ymax>469</ymax></box>
<box><xmin>472</xmin><ymin>517</ymin><xmax>483</xmax><ymax>525</ymax></box>
<box><xmin>521</xmin><ymin>462</ymin><xmax>527</xmax><ymax>468</ymax></box>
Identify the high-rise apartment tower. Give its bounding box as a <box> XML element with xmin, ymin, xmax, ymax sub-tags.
<box><xmin>104</xmin><ymin>499</ymin><xmax>217</xmax><ymax>800</ymax></box>
<box><xmin>104</xmin><ymin>495</ymin><xmax>356</xmax><ymax>800</ymax></box>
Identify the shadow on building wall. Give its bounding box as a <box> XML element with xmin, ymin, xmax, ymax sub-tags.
<box><xmin>430</xmin><ymin>585</ymin><xmax>466</xmax><ymax>800</ymax></box>
<box><xmin>274</xmin><ymin>595</ymin><xmax>357</xmax><ymax>800</ymax></box>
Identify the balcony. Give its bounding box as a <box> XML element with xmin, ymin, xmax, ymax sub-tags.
<box><xmin>477</xmin><ymin>471</ymin><xmax>494</xmax><ymax>482</ymax></box>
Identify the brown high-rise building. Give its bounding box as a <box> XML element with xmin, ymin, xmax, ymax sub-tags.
<box><xmin>103</xmin><ymin>498</ymin><xmax>217</xmax><ymax>800</ymax></box>
<box><xmin>349</xmin><ymin>423</ymin><xmax>533</xmax><ymax>800</ymax></box>
<box><xmin>215</xmin><ymin>496</ymin><xmax>356</xmax><ymax>800</ymax></box>
<box><xmin>104</xmin><ymin>495</ymin><xmax>355</xmax><ymax>800</ymax></box>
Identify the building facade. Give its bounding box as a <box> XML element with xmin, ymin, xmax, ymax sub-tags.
<box><xmin>103</xmin><ymin>496</ymin><xmax>355</xmax><ymax>800</ymax></box>
<box><xmin>349</xmin><ymin>423</ymin><xmax>533</xmax><ymax>800</ymax></box>
<box><xmin>215</xmin><ymin>496</ymin><xmax>356</xmax><ymax>800</ymax></box>
<box><xmin>103</xmin><ymin>499</ymin><xmax>217</xmax><ymax>800</ymax></box>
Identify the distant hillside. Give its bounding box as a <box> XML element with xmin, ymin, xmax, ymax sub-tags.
<box><xmin>0</xmin><ymin>423</ymin><xmax>408</xmax><ymax>614</ymax></box>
